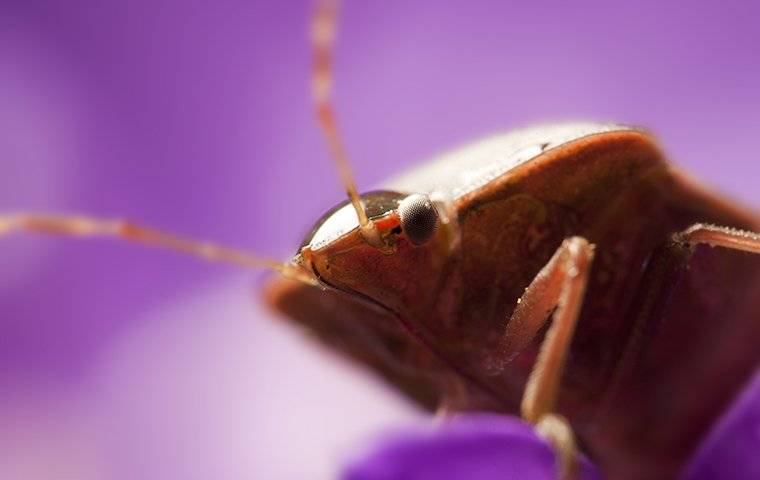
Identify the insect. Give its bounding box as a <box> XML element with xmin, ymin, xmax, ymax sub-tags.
<box><xmin>3</xmin><ymin>1</ymin><xmax>760</xmax><ymax>479</ymax></box>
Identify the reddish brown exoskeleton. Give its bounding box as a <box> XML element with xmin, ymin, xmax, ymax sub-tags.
<box><xmin>267</xmin><ymin>120</ymin><xmax>760</xmax><ymax>479</ymax></box>
<box><xmin>2</xmin><ymin>1</ymin><xmax>760</xmax><ymax>479</ymax></box>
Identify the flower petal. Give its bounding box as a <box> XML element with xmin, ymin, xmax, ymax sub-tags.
<box><xmin>343</xmin><ymin>414</ymin><xmax>600</xmax><ymax>480</ymax></box>
<box><xmin>681</xmin><ymin>368</ymin><xmax>760</xmax><ymax>480</ymax></box>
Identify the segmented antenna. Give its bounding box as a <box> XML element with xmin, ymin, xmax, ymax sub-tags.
<box><xmin>312</xmin><ymin>0</ymin><xmax>380</xmax><ymax>245</ymax></box>
<box><xmin>0</xmin><ymin>213</ymin><xmax>317</xmax><ymax>285</ymax></box>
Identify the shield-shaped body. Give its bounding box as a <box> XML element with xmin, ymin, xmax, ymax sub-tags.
<box><xmin>266</xmin><ymin>123</ymin><xmax>760</xmax><ymax>479</ymax></box>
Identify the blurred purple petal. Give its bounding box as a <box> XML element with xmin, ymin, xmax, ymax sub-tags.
<box><xmin>681</xmin><ymin>368</ymin><xmax>760</xmax><ymax>480</ymax></box>
<box><xmin>343</xmin><ymin>414</ymin><xmax>600</xmax><ymax>480</ymax></box>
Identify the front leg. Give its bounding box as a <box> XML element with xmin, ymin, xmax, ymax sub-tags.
<box><xmin>497</xmin><ymin>225</ymin><xmax>760</xmax><ymax>479</ymax></box>
<box><xmin>519</xmin><ymin>237</ymin><xmax>594</xmax><ymax>425</ymax></box>
<box><xmin>488</xmin><ymin>236</ymin><xmax>595</xmax><ymax>479</ymax></box>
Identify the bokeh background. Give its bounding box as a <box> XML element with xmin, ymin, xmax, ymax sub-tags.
<box><xmin>1</xmin><ymin>1</ymin><xmax>759</xmax><ymax>478</ymax></box>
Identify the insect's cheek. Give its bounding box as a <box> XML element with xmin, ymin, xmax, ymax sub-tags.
<box><xmin>313</xmin><ymin>236</ymin><xmax>450</xmax><ymax>321</ymax></box>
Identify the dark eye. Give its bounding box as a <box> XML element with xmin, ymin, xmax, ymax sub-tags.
<box><xmin>398</xmin><ymin>194</ymin><xmax>439</xmax><ymax>245</ymax></box>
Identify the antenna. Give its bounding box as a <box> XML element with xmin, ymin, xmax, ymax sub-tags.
<box><xmin>311</xmin><ymin>0</ymin><xmax>381</xmax><ymax>246</ymax></box>
<box><xmin>0</xmin><ymin>213</ymin><xmax>317</xmax><ymax>285</ymax></box>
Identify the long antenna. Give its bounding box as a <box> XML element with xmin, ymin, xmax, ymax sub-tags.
<box><xmin>0</xmin><ymin>213</ymin><xmax>317</xmax><ymax>285</ymax></box>
<box><xmin>311</xmin><ymin>0</ymin><xmax>380</xmax><ymax>245</ymax></box>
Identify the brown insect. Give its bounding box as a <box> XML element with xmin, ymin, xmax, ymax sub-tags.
<box><xmin>2</xmin><ymin>1</ymin><xmax>759</xmax><ymax>479</ymax></box>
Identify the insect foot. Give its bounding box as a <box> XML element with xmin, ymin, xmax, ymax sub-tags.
<box><xmin>535</xmin><ymin>413</ymin><xmax>579</xmax><ymax>480</ymax></box>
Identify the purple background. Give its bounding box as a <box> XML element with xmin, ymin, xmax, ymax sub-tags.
<box><xmin>1</xmin><ymin>0</ymin><xmax>759</xmax><ymax>478</ymax></box>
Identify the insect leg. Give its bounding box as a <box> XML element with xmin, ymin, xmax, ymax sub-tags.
<box><xmin>435</xmin><ymin>375</ymin><xmax>472</xmax><ymax>417</ymax></box>
<box><xmin>535</xmin><ymin>413</ymin><xmax>579</xmax><ymax>480</ymax></box>
<box><xmin>608</xmin><ymin>222</ymin><xmax>760</xmax><ymax>390</ymax></box>
<box><xmin>0</xmin><ymin>212</ymin><xmax>316</xmax><ymax>284</ymax></box>
<box><xmin>506</xmin><ymin>237</ymin><xmax>594</xmax><ymax>479</ymax></box>
<box><xmin>614</xmin><ymin>222</ymin><xmax>760</xmax><ymax>375</ymax></box>
<box><xmin>488</xmin><ymin>236</ymin><xmax>594</xmax><ymax>375</ymax></box>
<box><xmin>592</xmin><ymin>222</ymin><xmax>760</xmax><ymax>473</ymax></box>
<box><xmin>675</xmin><ymin>223</ymin><xmax>760</xmax><ymax>254</ymax></box>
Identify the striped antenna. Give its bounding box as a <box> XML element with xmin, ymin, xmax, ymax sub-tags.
<box><xmin>0</xmin><ymin>213</ymin><xmax>318</xmax><ymax>285</ymax></box>
<box><xmin>311</xmin><ymin>0</ymin><xmax>381</xmax><ymax>245</ymax></box>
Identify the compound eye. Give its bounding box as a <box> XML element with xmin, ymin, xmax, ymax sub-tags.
<box><xmin>398</xmin><ymin>194</ymin><xmax>439</xmax><ymax>245</ymax></box>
